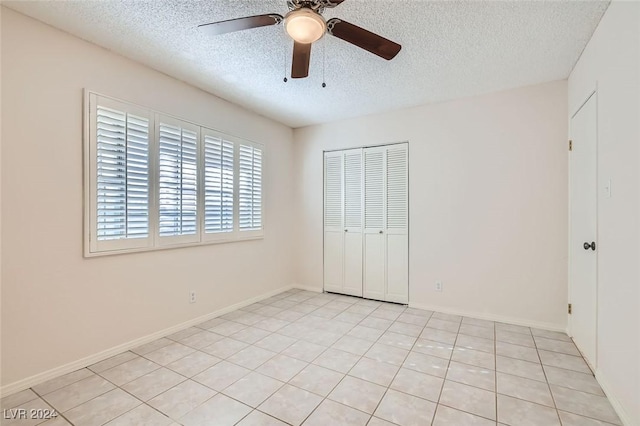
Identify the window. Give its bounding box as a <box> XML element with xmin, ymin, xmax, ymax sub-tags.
<box><xmin>157</xmin><ymin>117</ymin><xmax>199</xmax><ymax>245</ymax></box>
<box><xmin>238</xmin><ymin>143</ymin><xmax>263</xmax><ymax>235</ymax></box>
<box><xmin>89</xmin><ymin>97</ymin><xmax>152</xmax><ymax>253</ymax></box>
<box><xmin>203</xmin><ymin>130</ymin><xmax>235</xmax><ymax>241</ymax></box>
<box><xmin>85</xmin><ymin>92</ymin><xmax>264</xmax><ymax>256</ymax></box>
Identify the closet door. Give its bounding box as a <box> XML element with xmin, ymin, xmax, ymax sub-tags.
<box><xmin>323</xmin><ymin>151</ymin><xmax>344</xmax><ymax>293</ymax></box>
<box><xmin>363</xmin><ymin>146</ymin><xmax>386</xmax><ymax>301</ymax></box>
<box><xmin>343</xmin><ymin>149</ymin><xmax>364</xmax><ymax>297</ymax></box>
<box><xmin>385</xmin><ymin>144</ymin><xmax>409</xmax><ymax>303</ymax></box>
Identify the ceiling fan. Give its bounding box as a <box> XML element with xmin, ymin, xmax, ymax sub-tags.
<box><xmin>197</xmin><ymin>0</ymin><xmax>402</xmax><ymax>79</ymax></box>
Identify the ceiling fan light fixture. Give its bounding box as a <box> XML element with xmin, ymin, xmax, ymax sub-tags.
<box><xmin>284</xmin><ymin>8</ymin><xmax>326</xmax><ymax>44</ymax></box>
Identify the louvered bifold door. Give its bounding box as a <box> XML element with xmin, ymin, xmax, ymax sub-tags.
<box><xmin>324</xmin><ymin>151</ymin><xmax>344</xmax><ymax>294</ymax></box>
<box><xmin>202</xmin><ymin>129</ymin><xmax>235</xmax><ymax>242</ymax></box>
<box><xmin>363</xmin><ymin>146</ymin><xmax>387</xmax><ymax>301</ymax></box>
<box><xmin>343</xmin><ymin>149</ymin><xmax>364</xmax><ymax>297</ymax></box>
<box><xmin>385</xmin><ymin>143</ymin><xmax>409</xmax><ymax>303</ymax></box>
<box><xmin>157</xmin><ymin>115</ymin><xmax>200</xmax><ymax>246</ymax></box>
<box><xmin>89</xmin><ymin>95</ymin><xmax>152</xmax><ymax>253</ymax></box>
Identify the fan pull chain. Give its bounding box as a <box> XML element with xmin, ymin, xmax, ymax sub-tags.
<box><xmin>322</xmin><ymin>36</ymin><xmax>327</xmax><ymax>88</ymax></box>
<box><xmin>283</xmin><ymin>42</ymin><xmax>288</xmax><ymax>83</ymax></box>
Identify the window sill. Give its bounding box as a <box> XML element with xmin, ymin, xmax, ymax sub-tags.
<box><xmin>84</xmin><ymin>234</ymin><xmax>264</xmax><ymax>258</ymax></box>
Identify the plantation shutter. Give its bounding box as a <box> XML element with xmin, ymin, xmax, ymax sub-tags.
<box><xmin>86</xmin><ymin>92</ymin><xmax>267</xmax><ymax>256</ymax></box>
<box><xmin>364</xmin><ymin>148</ymin><xmax>385</xmax><ymax>230</ymax></box>
<box><xmin>238</xmin><ymin>142</ymin><xmax>263</xmax><ymax>234</ymax></box>
<box><xmin>386</xmin><ymin>145</ymin><xmax>408</xmax><ymax>230</ymax></box>
<box><xmin>157</xmin><ymin>116</ymin><xmax>199</xmax><ymax>244</ymax></box>
<box><xmin>324</xmin><ymin>152</ymin><xmax>343</xmax><ymax>230</ymax></box>
<box><xmin>203</xmin><ymin>131</ymin><xmax>234</xmax><ymax>238</ymax></box>
<box><xmin>90</xmin><ymin>95</ymin><xmax>151</xmax><ymax>252</ymax></box>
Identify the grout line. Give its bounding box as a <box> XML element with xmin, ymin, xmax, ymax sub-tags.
<box><xmin>18</xmin><ymin>290</ymin><xmax>610</xmax><ymax>426</ymax></box>
<box><xmin>27</xmin><ymin>387</ymin><xmax>76</xmax><ymax>426</ymax></box>
<box><xmin>273</xmin><ymin>297</ymin><xmax>384</xmax><ymax>425</ymax></box>
<box><xmin>435</xmin><ymin>312</ymin><xmax>462</xmax><ymax>421</ymax></box>
<box><xmin>33</xmin><ymin>372</ymin><xmax>150</xmax><ymax>414</ymax></box>
<box><xmin>532</xmin><ymin>326</ymin><xmax>564</xmax><ymax>426</ymax></box>
<box><xmin>298</xmin><ymin>293</ymin><xmax>416</xmax><ymax>424</ymax></box>
<box><xmin>332</xmin><ymin>306</ymin><xmax>418</xmax><ymax>424</ymax></box>
<box><xmin>151</xmin><ymin>291</ymin><xmax>319</xmax><ymax>424</ymax></box>
<box><xmin>184</xmin><ymin>296</ymin><xmax>489</xmax><ymax>423</ymax></box>
<box><xmin>220</xmin><ymin>292</ymin><xmax>601</xmax><ymax>424</ymax></box>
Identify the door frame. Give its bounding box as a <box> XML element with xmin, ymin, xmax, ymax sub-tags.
<box><xmin>322</xmin><ymin>141</ymin><xmax>410</xmax><ymax>304</ymax></box>
<box><xmin>568</xmin><ymin>88</ymin><xmax>598</xmax><ymax>369</ymax></box>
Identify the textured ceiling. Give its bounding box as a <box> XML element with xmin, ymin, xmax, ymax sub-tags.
<box><xmin>4</xmin><ymin>0</ymin><xmax>609</xmax><ymax>128</ymax></box>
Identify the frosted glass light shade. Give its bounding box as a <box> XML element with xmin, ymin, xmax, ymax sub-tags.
<box><xmin>284</xmin><ymin>8</ymin><xmax>326</xmax><ymax>44</ymax></box>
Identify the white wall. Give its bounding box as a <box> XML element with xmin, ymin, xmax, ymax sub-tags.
<box><xmin>0</xmin><ymin>5</ymin><xmax>4</xmax><ymax>393</ymax></box>
<box><xmin>293</xmin><ymin>80</ymin><xmax>569</xmax><ymax>330</ymax></box>
<box><xmin>0</xmin><ymin>8</ymin><xmax>295</xmax><ymax>388</ymax></box>
<box><xmin>568</xmin><ymin>1</ymin><xmax>640</xmax><ymax>424</ymax></box>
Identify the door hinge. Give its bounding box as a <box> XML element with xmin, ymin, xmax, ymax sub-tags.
<box><xmin>569</xmin><ymin>140</ymin><xmax>573</xmax><ymax>151</ymax></box>
<box><xmin>568</xmin><ymin>303</ymin><xmax>572</xmax><ymax>314</ymax></box>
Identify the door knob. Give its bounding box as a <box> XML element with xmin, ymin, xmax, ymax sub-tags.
<box><xmin>379</xmin><ymin>230</ymin><xmax>384</xmax><ymax>234</ymax></box>
<box><xmin>583</xmin><ymin>242</ymin><xmax>596</xmax><ymax>251</ymax></box>
<box><xmin>344</xmin><ymin>229</ymin><xmax>348</xmax><ymax>232</ymax></box>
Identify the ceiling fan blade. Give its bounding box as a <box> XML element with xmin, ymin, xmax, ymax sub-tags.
<box><xmin>326</xmin><ymin>18</ymin><xmax>401</xmax><ymax>60</ymax></box>
<box><xmin>198</xmin><ymin>14</ymin><xmax>283</xmax><ymax>36</ymax></box>
<box><xmin>291</xmin><ymin>41</ymin><xmax>312</xmax><ymax>79</ymax></box>
<box><xmin>319</xmin><ymin>0</ymin><xmax>348</xmax><ymax>7</ymax></box>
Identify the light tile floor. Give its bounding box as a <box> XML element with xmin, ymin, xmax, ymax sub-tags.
<box><xmin>1</xmin><ymin>289</ymin><xmax>622</xmax><ymax>426</ymax></box>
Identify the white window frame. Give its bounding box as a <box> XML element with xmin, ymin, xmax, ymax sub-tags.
<box><xmin>84</xmin><ymin>91</ymin><xmax>264</xmax><ymax>257</ymax></box>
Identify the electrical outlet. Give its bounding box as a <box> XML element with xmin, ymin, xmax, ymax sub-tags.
<box><xmin>435</xmin><ymin>281</ymin><xmax>443</xmax><ymax>292</ymax></box>
<box><xmin>189</xmin><ymin>291</ymin><xmax>196</xmax><ymax>304</ymax></box>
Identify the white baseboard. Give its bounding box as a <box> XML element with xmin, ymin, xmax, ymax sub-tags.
<box><xmin>408</xmin><ymin>301</ymin><xmax>567</xmax><ymax>333</ymax></box>
<box><xmin>290</xmin><ymin>285</ymin><xmax>566</xmax><ymax>332</ymax></box>
<box><xmin>0</xmin><ymin>284</ymin><xmax>294</xmax><ymax>398</ymax></box>
<box><xmin>291</xmin><ymin>284</ymin><xmax>323</xmax><ymax>293</ymax></box>
<box><xmin>595</xmin><ymin>369</ymin><xmax>635</xmax><ymax>426</ymax></box>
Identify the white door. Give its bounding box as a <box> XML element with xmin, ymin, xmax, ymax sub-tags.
<box><xmin>343</xmin><ymin>149</ymin><xmax>364</xmax><ymax>296</ymax></box>
<box><xmin>363</xmin><ymin>147</ymin><xmax>386</xmax><ymax>301</ymax></box>
<box><xmin>324</xmin><ymin>152</ymin><xmax>344</xmax><ymax>294</ymax></box>
<box><xmin>385</xmin><ymin>144</ymin><xmax>409</xmax><ymax>303</ymax></box>
<box><xmin>569</xmin><ymin>93</ymin><xmax>598</xmax><ymax>367</ymax></box>
<box><xmin>325</xmin><ymin>144</ymin><xmax>408</xmax><ymax>303</ymax></box>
